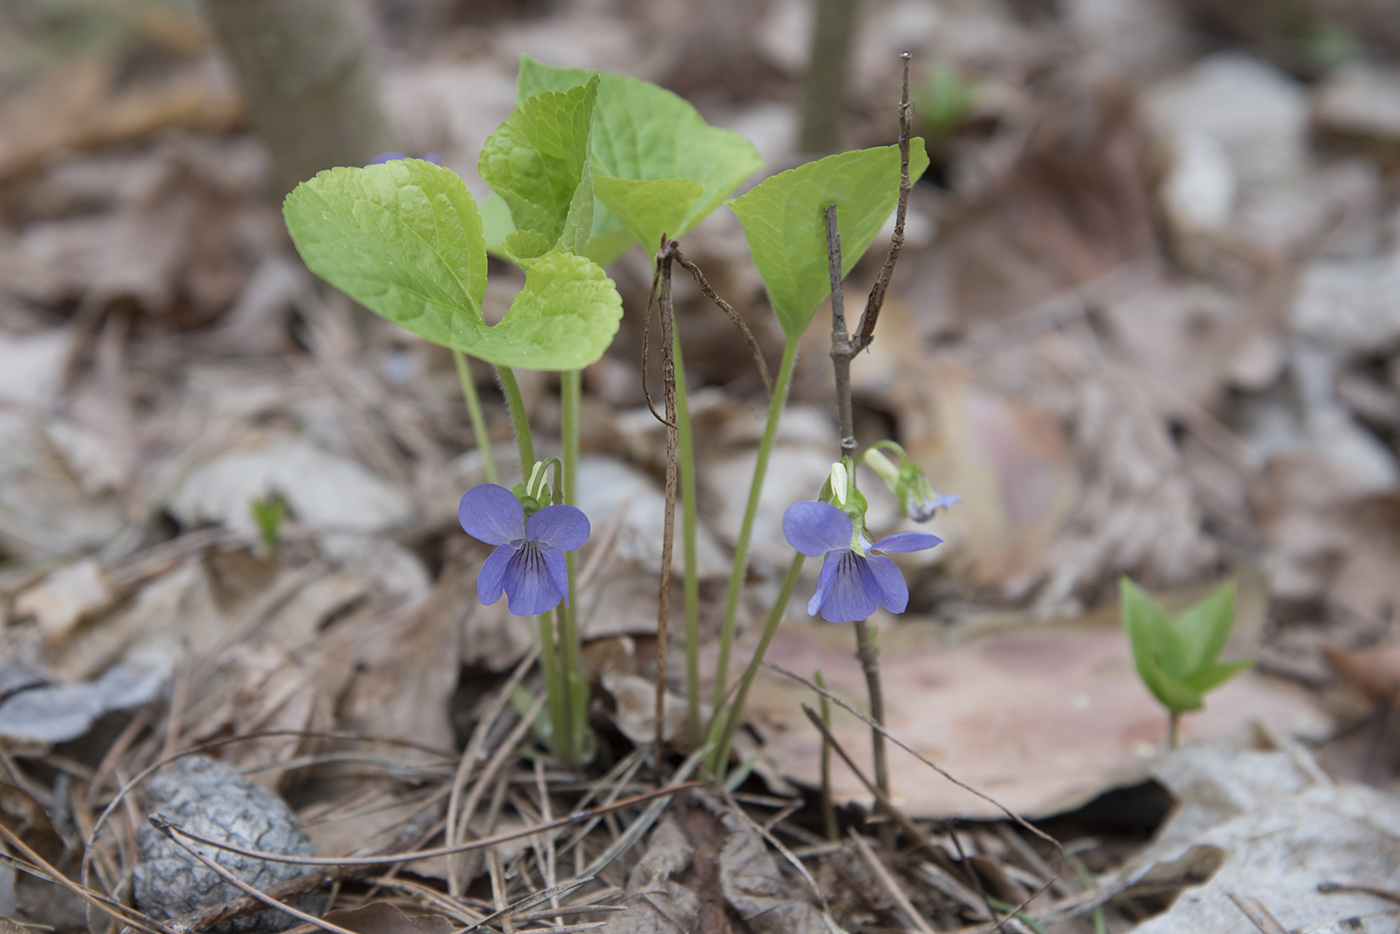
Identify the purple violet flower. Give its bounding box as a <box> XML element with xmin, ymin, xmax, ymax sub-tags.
<box><xmin>459</xmin><ymin>483</ymin><xmax>590</xmax><ymax>616</ymax></box>
<box><xmin>782</xmin><ymin>500</ymin><xmax>942</xmax><ymax>623</ymax></box>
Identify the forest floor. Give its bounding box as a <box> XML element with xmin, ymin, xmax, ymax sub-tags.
<box><xmin>3</xmin><ymin>0</ymin><xmax>1400</xmax><ymax>931</ymax></box>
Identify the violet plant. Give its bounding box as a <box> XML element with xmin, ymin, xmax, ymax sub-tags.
<box><xmin>283</xmin><ymin>53</ymin><xmax>947</xmax><ymax>778</ymax></box>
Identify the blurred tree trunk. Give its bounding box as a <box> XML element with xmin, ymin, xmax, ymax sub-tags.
<box><xmin>799</xmin><ymin>0</ymin><xmax>862</xmax><ymax>154</ymax></box>
<box><xmin>203</xmin><ymin>0</ymin><xmax>395</xmax><ymax>194</ymax></box>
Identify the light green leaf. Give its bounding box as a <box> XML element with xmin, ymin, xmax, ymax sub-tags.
<box><xmin>283</xmin><ymin>159</ymin><xmax>488</xmax><ymax>351</ymax></box>
<box><xmin>1182</xmin><ymin>659</ymin><xmax>1254</xmax><ymax>694</ymax></box>
<box><xmin>503</xmin><ymin>229</ymin><xmax>554</xmax><ymax>264</ymax></box>
<box><xmin>479</xmin><ymin>190</ymin><xmax>516</xmax><ymax>258</ymax></box>
<box><xmin>284</xmin><ymin>160</ymin><xmax>622</xmax><ymax>370</ymax></box>
<box><xmin>593</xmin><ymin>176</ymin><xmax>702</xmax><ymax>252</ymax></box>
<box><xmin>517</xmin><ymin>56</ymin><xmax>763</xmax><ymax>260</ymax></box>
<box><xmin>1120</xmin><ymin>576</ymin><xmax>1191</xmax><ymax>681</ymax></box>
<box><xmin>479</xmin><ymin>76</ymin><xmax>599</xmax><ymax>251</ymax></box>
<box><xmin>728</xmin><ymin>139</ymin><xmax>930</xmax><ymax>340</ymax></box>
<box><xmin>1172</xmin><ymin>582</ymin><xmax>1237</xmax><ymax>674</ymax></box>
<box><xmin>491</xmin><ymin>251</ymin><xmax>623</xmax><ymax>370</ymax></box>
<box><xmin>1139</xmin><ymin>661</ymin><xmax>1204</xmax><ymax>714</ymax></box>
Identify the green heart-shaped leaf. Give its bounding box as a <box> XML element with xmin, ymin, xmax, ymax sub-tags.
<box><xmin>517</xmin><ymin>56</ymin><xmax>763</xmax><ymax>262</ymax></box>
<box><xmin>284</xmin><ymin>160</ymin><xmax>621</xmax><ymax>370</ymax></box>
<box><xmin>593</xmin><ymin>176</ymin><xmax>702</xmax><ymax>252</ymax></box>
<box><xmin>496</xmin><ymin>250</ymin><xmax>623</xmax><ymax>369</ymax></box>
<box><xmin>479</xmin><ymin>76</ymin><xmax>599</xmax><ymax>253</ymax></box>
<box><xmin>728</xmin><ymin>139</ymin><xmax>930</xmax><ymax>340</ymax></box>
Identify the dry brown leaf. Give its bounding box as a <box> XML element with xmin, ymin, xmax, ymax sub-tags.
<box><xmin>746</xmin><ymin>609</ymin><xmax>1327</xmax><ymax>820</ymax></box>
<box><xmin>1324</xmin><ymin>643</ymin><xmax>1400</xmax><ymax>704</ymax></box>
<box><xmin>13</xmin><ymin>558</ymin><xmax>112</xmax><ymax>644</ymax></box>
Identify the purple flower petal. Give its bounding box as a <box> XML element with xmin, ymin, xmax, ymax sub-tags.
<box><xmin>867</xmin><ymin>554</ymin><xmax>910</xmax><ymax>613</ymax></box>
<box><xmin>503</xmin><ymin>543</ymin><xmax>562</xmax><ymax>615</ymax></box>
<box><xmin>542</xmin><ymin>546</ymin><xmax>570</xmax><ymax>606</ymax></box>
<box><xmin>525</xmin><ymin>504</ymin><xmax>590</xmax><ymax>552</ymax></box>
<box><xmin>477</xmin><ymin>544</ymin><xmax>513</xmax><ymax>606</ymax></box>
<box><xmin>368</xmin><ymin>151</ymin><xmax>409</xmax><ymax>164</ymax></box>
<box><xmin>783</xmin><ymin>501</ymin><xmax>852</xmax><ymax>557</ymax></box>
<box><xmin>816</xmin><ymin>552</ymin><xmax>881</xmax><ymax>622</ymax></box>
<box><xmin>460</xmin><ymin>484</ymin><xmax>524</xmax><ymax>545</ymax></box>
<box><xmin>872</xmin><ymin>530</ymin><xmax>942</xmax><ymax>554</ymax></box>
<box><xmin>808</xmin><ymin>551</ymin><xmax>842</xmax><ymax>616</ymax></box>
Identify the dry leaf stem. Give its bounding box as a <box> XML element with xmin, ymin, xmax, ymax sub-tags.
<box><xmin>654</xmin><ymin>238</ymin><xmax>680</xmax><ymax>775</ymax></box>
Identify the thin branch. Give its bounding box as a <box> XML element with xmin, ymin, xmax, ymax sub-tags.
<box><xmin>824</xmin><ymin>202</ymin><xmax>891</xmax><ymax>829</ymax></box>
<box><xmin>826</xmin><ymin>204</ymin><xmax>857</xmax><ymax>461</ymax></box>
<box><xmin>853</xmin><ymin>51</ymin><xmax>914</xmax><ymax>354</ymax></box>
<box><xmin>671</xmin><ymin>249</ymin><xmax>773</xmax><ymax>395</ymax></box>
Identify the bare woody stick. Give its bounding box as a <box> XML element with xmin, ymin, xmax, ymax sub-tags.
<box><xmin>654</xmin><ymin>239</ymin><xmax>680</xmax><ymax>775</ymax></box>
<box><xmin>822</xmin><ymin>51</ymin><xmax>917</xmax><ymax>837</ymax></box>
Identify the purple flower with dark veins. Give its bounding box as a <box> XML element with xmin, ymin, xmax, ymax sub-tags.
<box><xmin>459</xmin><ymin>483</ymin><xmax>590</xmax><ymax>616</ymax></box>
<box><xmin>782</xmin><ymin>500</ymin><xmax>942</xmax><ymax>623</ymax></box>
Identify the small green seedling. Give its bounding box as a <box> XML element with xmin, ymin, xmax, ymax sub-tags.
<box><xmin>1120</xmin><ymin>577</ymin><xmax>1254</xmax><ymax>748</ymax></box>
<box><xmin>250</xmin><ymin>495</ymin><xmax>288</xmax><ymax>560</ymax></box>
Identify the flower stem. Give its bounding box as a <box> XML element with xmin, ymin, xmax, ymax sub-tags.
<box><xmin>712</xmin><ymin>553</ymin><xmax>805</xmax><ymax>777</ymax></box>
<box><xmin>815</xmin><ymin>669</ymin><xmax>838</xmax><ymax>842</ymax></box>
<box><xmin>552</xmin><ymin>604</ymin><xmax>580</xmax><ymax>765</ymax></box>
<box><xmin>710</xmin><ymin>338</ymin><xmax>799</xmax><ymax>732</ymax></box>
<box><xmin>560</xmin><ymin>369</ymin><xmax>588</xmax><ymax>758</ymax></box>
<box><xmin>1168</xmin><ymin>710</ymin><xmax>1181</xmax><ymax>750</ymax></box>
<box><xmin>496</xmin><ymin>364</ymin><xmax>534</xmax><ymax>474</ymax></box>
<box><xmin>673</xmin><ymin>334</ymin><xmax>703</xmax><ymax>749</ymax></box>
<box><xmin>454</xmin><ymin>351</ymin><xmax>498</xmax><ymax>485</ymax></box>
<box><xmin>853</xmin><ymin>616</ymin><xmax>891</xmax><ymax>838</ymax></box>
<box><xmin>537</xmin><ymin>611</ymin><xmax>571</xmax><ymax>764</ymax></box>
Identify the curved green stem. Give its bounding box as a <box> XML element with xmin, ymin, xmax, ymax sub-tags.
<box><xmin>673</xmin><ymin>336</ymin><xmax>702</xmax><ymax>749</ymax></box>
<box><xmin>711</xmin><ymin>338</ymin><xmax>799</xmax><ymax>721</ymax></box>
<box><xmin>454</xmin><ymin>351</ymin><xmax>498</xmax><ymax>485</ymax></box>
<box><xmin>712</xmin><ymin>554</ymin><xmax>805</xmax><ymax>776</ymax></box>
<box><xmin>496</xmin><ymin>365</ymin><xmax>534</xmax><ymax>473</ymax></box>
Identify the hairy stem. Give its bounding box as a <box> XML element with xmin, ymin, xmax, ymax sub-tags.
<box><xmin>711</xmin><ymin>339</ymin><xmax>799</xmax><ymax>734</ymax></box>
<box><xmin>496</xmin><ymin>365</ymin><xmax>534</xmax><ymax>474</ymax></box>
<box><xmin>454</xmin><ymin>351</ymin><xmax>498</xmax><ymax>485</ymax></box>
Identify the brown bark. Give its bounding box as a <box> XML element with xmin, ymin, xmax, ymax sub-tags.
<box><xmin>203</xmin><ymin>0</ymin><xmax>395</xmax><ymax>194</ymax></box>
